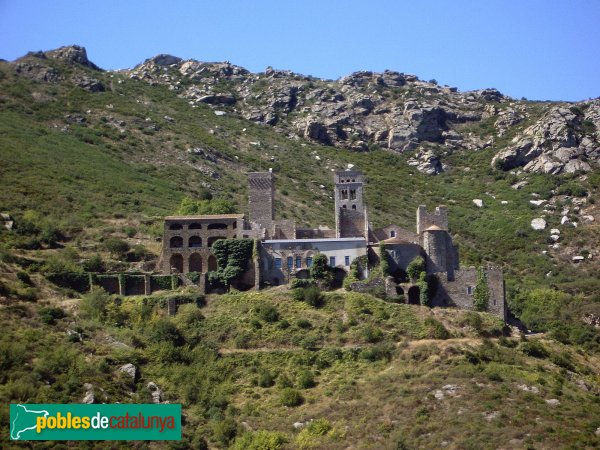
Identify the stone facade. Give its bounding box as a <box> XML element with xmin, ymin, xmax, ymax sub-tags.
<box><xmin>159</xmin><ymin>168</ymin><xmax>507</xmax><ymax>320</ymax></box>
<box><xmin>159</xmin><ymin>214</ymin><xmax>245</xmax><ymax>274</ymax></box>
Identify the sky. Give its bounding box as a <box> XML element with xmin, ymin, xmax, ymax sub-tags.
<box><xmin>0</xmin><ymin>0</ymin><xmax>599</xmax><ymax>101</ymax></box>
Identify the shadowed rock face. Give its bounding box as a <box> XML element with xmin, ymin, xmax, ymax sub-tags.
<box><xmin>7</xmin><ymin>45</ymin><xmax>600</xmax><ymax>176</ymax></box>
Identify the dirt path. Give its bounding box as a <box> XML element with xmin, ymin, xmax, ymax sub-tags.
<box><xmin>218</xmin><ymin>337</ymin><xmax>490</xmax><ymax>355</ymax></box>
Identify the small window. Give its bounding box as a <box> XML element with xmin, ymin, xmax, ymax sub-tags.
<box><xmin>188</xmin><ymin>223</ymin><xmax>202</xmax><ymax>230</ymax></box>
<box><xmin>306</xmin><ymin>256</ymin><xmax>313</xmax><ymax>267</ymax></box>
<box><xmin>232</xmin><ymin>221</ymin><xmax>237</xmax><ymax>229</ymax></box>
<box><xmin>169</xmin><ymin>223</ymin><xmax>183</xmax><ymax>230</ymax></box>
<box><xmin>275</xmin><ymin>258</ymin><xmax>282</xmax><ymax>269</ymax></box>
<box><xmin>340</xmin><ymin>189</ymin><xmax>348</xmax><ymax>200</ymax></box>
<box><xmin>390</xmin><ymin>230</ymin><xmax>396</xmax><ymax>238</ymax></box>
<box><xmin>342</xmin><ymin>205</ymin><xmax>347</xmax><ymax>209</ymax></box>
<box><xmin>351</xmin><ymin>204</ymin><xmax>356</xmax><ymax>210</ymax></box>
<box><xmin>295</xmin><ymin>256</ymin><xmax>302</xmax><ymax>268</ymax></box>
<box><xmin>467</xmin><ymin>286</ymin><xmax>474</xmax><ymax>295</ymax></box>
<box><xmin>345</xmin><ymin>256</ymin><xmax>350</xmax><ymax>266</ymax></box>
<box><xmin>350</xmin><ymin>189</ymin><xmax>356</xmax><ymax>200</ymax></box>
<box><xmin>287</xmin><ymin>256</ymin><xmax>293</xmax><ymax>269</ymax></box>
<box><xmin>329</xmin><ymin>256</ymin><xmax>336</xmax><ymax>267</ymax></box>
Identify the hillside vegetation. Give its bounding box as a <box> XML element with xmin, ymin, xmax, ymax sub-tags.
<box><xmin>0</xmin><ymin>46</ymin><xmax>599</xmax><ymax>449</ymax></box>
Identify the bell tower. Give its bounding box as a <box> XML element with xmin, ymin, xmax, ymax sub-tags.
<box><xmin>334</xmin><ymin>169</ymin><xmax>366</xmax><ymax>238</ymax></box>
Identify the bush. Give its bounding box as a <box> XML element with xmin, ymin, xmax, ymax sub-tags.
<box><xmin>83</xmin><ymin>254</ymin><xmax>105</xmax><ymax>272</ymax></box>
<box><xmin>304</xmin><ymin>285</ymin><xmax>324</xmax><ymax>307</ymax></box>
<box><xmin>39</xmin><ymin>307</ymin><xmax>66</xmax><ymax>325</ymax></box>
<box><xmin>280</xmin><ymin>388</ymin><xmax>304</xmax><ymax>407</ymax></box>
<box><xmin>424</xmin><ymin>317</ymin><xmax>450</xmax><ymax>339</ymax></box>
<box><xmin>148</xmin><ymin>319</ymin><xmax>184</xmax><ymax>346</ymax></box>
<box><xmin>362</xmin><ymin>325</ymin><xmax>384</xmax><ymax>343</ymax></box>
<box><xmin>16</xmin><ymin>271</ymin><xmax>32</xmax><ymax>285</ymax></box>
<box><xmin>406</xmin><ymin>256</ymin><xmax>426</xmax><ymax>280</ymax></box>
<box><xmin>379</xmin><ymin>242</ymin><xmax>390</xmax><ymax>277</ymax></box>
<box><xmin>211</xmin><ymin>417</ymin><xmax>237</xmax><ymax>446</ymax></box>
<box><xmin>297</xmin><ymin>370</ymin><xmax>316</xmax><ymax>389</ymax></box>
<box><xmin>255</xmin><ymin>303</ymin><xmax>279</xmax><ymax>323</ymax></box>
<box><xmin>296</xmin><ymin>319</ymin><xmax>312</xmax><ymax>329</ymax></box>
<box><xmin>291</xmin><ymin>278</ymin><xmax>315</xmax><ymax>289</ymax></box>
<box><xmin>231</xmin><ymin>430</ymin><xmax>287</xmax><ymax>450</ymax></box>
<box><xmin>79</xmin><ymin>287</ymin><xmax>110</xmax><ymax>321</ymax></box>
<box><xmin>257</xmin><ymin>369</ymin><xmax>274</xmax><ymax>388</ymax></box>
<box><xmin>520</xmin><ymin>340</ymin><xmax>549</xmax><ymax>358</ymax></box>
<box><xmin>473</xmin><ymin>267</ymin><xmax>489</xmax><ymax>311</ymax></box>
<box><xmin>104</xmin><ymin>237</ymin><xmax>130</xmax><ymax>259</ymax></box>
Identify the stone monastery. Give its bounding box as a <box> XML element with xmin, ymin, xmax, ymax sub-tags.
<box><xmin>160</xmin><ymin>169</ymin><xmax>506</xmax><ymax>319</ymax></box>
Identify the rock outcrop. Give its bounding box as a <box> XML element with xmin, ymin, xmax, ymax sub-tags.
<box><xmin>492</xmin><ymin>102</ymin><xmax>600</xmax><ymax>174</ymax></box>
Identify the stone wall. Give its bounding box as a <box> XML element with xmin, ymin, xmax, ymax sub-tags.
<box><xmin>338</xmin><ymin>209</ymin><xmax>366</xmax><ymax>238</ymax></box>
<box><xmin>248</xmin><ymin>171</ymin><xmax>274</xmax><ymax>230</ymax></box>
<box><xmin>416</xmin><ymin>205</ymin><xmax>448</xmax><ymax>234</ymax></box>
<box><xmin>372</xmin><ymin>225</ymin><xmax>419</xmax><ymax>243</ymax></box>
<box><xmin>432</xmin><ymin>267</ymin><xmax>506</xmax><ymax>319</ymax></box>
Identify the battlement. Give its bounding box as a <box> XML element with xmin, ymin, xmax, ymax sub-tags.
<box><xmin>416</xmin><ymin>205</ymin><xmax>448</xmax><ymax>234</ymax></box>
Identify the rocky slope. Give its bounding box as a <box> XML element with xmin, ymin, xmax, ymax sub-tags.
<box><xmin>9</xmin><ymin>46</ymin><xmax>599</xmax><ymax>176</ymax></box>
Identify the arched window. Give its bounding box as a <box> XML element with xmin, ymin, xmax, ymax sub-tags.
<box><xmin>295</xmin><ymin>256</ymin><xmax>302</xmax><ymax>268</ymax></box>
<box><xmin>351</xmin><ymin>204</ymin><xmax>357</xmax><ymax>210</ymax></box>
<box><xmin>169</xmin><ymin>236</ymin><xmax>183</xmax><ymax>248</ymax></box>
<box><xmin>390</xmin><ymin>230</ymin><xmax>396</xmax><ymax>238</ymax></box>
<box><xmin>350</xmin><ymin>189</ymin><xmax>357</xmax><ymax>200</ymax></box>
<box><xmin>207</xmin><ymin>223</ymin><xmax>228</xmax><ymax>230</ymax></box>
<box><xmin>169</xmin><ymin>223</ymin><xmax>183</xmax><ymax>230</ymax></box>
<box><xmin>287</xmin><ymin>256</ymin><xmax>293</xmax><ymax>270</ymax></box>
<box><xmin>188</xmin><ymin>223</ymin><xmax>202</xmax><ymax>230</ymax></box>
<box><xmin>208</xmin><ymin>236</ymin><xmax>226</xmax><ymax>247</ymax></box>
<box><xmin>342</xmin><ymin>205</ymin><xmax>347</xmax><ymax>209</ymax></box>
<box><xmin>306</xmin><ymin>256</ymin><xmax>313</xmax><ymax>267</ymax></box>
<box><xmin>189</xmin><ymin>236</ymin><xmax>202</xmax><ymax>248</ymax></box>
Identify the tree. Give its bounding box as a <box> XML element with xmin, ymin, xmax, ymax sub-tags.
<box><xmin>418</xmin><ymin>272</ymin><xmax>430</xmax><ymax>306</ymax></box>
<box><xmin>79</xmin><ymin>287</ymin><xmax>110</xmax><ymax>321</ymax></box>
<box><xmin>473</xmin><ymin>267</ymin><xmax>489</xmax><ymax>311</ymax></box>
<box><xmin>407</xmin><ymin>256</ymin><xmax>426</xmax><ymax>281</ymax></box>
<box><xmin>104</xmin><ymin>238</ymin><xmax>129</xmax><ymax>259</ymax></box>
<box><xmin>310</xmin><ymin>254</ymin><xmax>330</xmax><ymax>281</ymax></box>
<box><xmin>379</xmin><ymin>242</ymin><xmax>390</xmax><ymax>276</ymax></box>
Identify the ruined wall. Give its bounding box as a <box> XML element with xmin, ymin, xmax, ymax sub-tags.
<box><xmin>416</xmin><ymin>205</ymin><xmax>448</xmax><ymax>234</ymax></box>
<box><xmin>386</xmin><ymin>243</ymin><xmax>424</xmax><ymax>274</ymax></box>
<box><xmin>432</xmin><ymin>268</ymin><xmax>506</xmax><ymax>319</ymax></box>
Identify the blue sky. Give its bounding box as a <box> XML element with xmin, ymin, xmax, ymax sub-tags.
<box><xmin>1</xmin><ymin>0</ymin><xmax>598</xmax><ymax>101</ymax></box>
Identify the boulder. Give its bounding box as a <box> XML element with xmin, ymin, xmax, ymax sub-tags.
<box><xmin>118</xmin><ymin>363</ymin><xmax>137</xmax><ymax>381</ymax></box>
<box><xmin>531</xmin><ymin>218</ymin><xmax>547</xmax><ymax>230</ymax></box>
<box><xmin>147</xmin><ymin>381</ymin><xmax>163</xmax><ymax>404</ymax></box>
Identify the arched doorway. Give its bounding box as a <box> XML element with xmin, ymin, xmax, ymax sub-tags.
<box><xmin>189</xmin><ymin>253</ymin><xmax>202</xmax><ymax>273</ymax></box>
<box><xmin>169</xmin><ymin>254</ymin><xmax>183</xmax><ymax>274</ymax></box>
<box><xmin>408</xmin><ymin>286</ymin><xmax>420</xmax><ymax>305</ymax></box>
<box><xmin>331</xmin><ymin>267</ymin><xmax>347</xmax><ymax>289</ymax></box>
<box><xmin>208</xmin><ymin>255</ymin><xmax>218</xmax><ymax>272</ymax></box>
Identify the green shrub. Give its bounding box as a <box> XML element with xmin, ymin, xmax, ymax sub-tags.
<box><xmin>379</xmin><ymin>242</ymin><xmax>390</xmax><ymax>276</ymax></box>
<box><xmin>104</xmin><ymin>237</ymin><xmax>130</xmax><ymax>259</ymax></box>
<box><xmin>362</xmin><ymin>325</ymin><xmax>384</xmax><ymax>343</ymax></box>
<box><xmin>360</xmin><ymin>343</ymin><xmax>394</xmax><ymax>362</ymax></box>
<box><xmin>280</xmin><ymin>388</ymin><xmax>304</xmax><ymax>407</ymax></box>
<box><xmin>418</xmin><ymin>272</ymin><xmax>430</xmax><ymax>306</ymax></box>
<box><xmin>406</xmin><ymin>256</ymin><xmax>425</xmax><ymax>280</ymax></box>
<box><xmin>304</xmin><ymin>285</ymin><xmax>324</xmax><ymax>307</ymax></box>
<box><xmin>291</xmin><ymin>278</ymin><xmax>315</xmax><ymax>289</ymax></box>
<box><xmin>79</xmin><ymin>287</ymin><xmax>110</xmax><ymax>321</ymax></box>
<box><xmin>424</xmin><ymin>317</ymin><xmax>450</xmax><ymax>339</ymax></box>
<box><xmin>255</xmin><ymin>303</ymin><xmax>279</xmax><ymax>322</ymax></box>
<box><xmin>551</xmin><ymin>352</ymin><xmax>575</xmax><ymax>371</ymax></box>
<box><xmin>297</xmin><ymin>370</ymin><xmax>316</xmax><ymax>389</ymax></box>
<box><xmin>82</xmin><ymin>254</ymin><xmax>105</xmax><ymax>272</ymax></box>
<box><xmin>520</xmin><ymin>340</ymin><xmax>549</xmax><ymax>358</ymax></box>
<box><xmin>257</xmin><ymin>369</ymin><xmax>274</xmax><ymax>388</ymax></box>
<box><xmin>296</xmin><ymin>319</ymin><xmax>312</xmax><ymax>329</ymax></box>
<box><xmin>211</xmin><ymin>417</ymin><xmax>237</xmax><ymax>446</ymax></box>
<box><xmin>39</xmin><ymin>307</ymin><xmax>66</xmax><ymax>325</ymax></box>
<box><xmin>148</xmin><ymin>319</ymin><xmax>184</xmax><ymax>346</ymax></box>
<box><xmin>16</xmin><ymin>271</ymin><xmax>32</xmax><ymax>285</ymax></box>
<box><xmin>231</xmin><ymin>430</ymin><xmax>287</xmax><ymax>450</ymax></box>
<box><xmin>473</xmin><ymin>267</ymin><xmax>489</xmax><ymax>311</ymax></box>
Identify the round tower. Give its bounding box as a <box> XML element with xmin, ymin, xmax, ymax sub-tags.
<box><xmin>423</xmin><ymin>225</ymin><xmax>447</xmax><ymax>274</ymax></box>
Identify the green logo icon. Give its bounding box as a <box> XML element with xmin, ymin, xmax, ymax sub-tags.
<box><xmin>10</xmin><ymin>404</ymin><xmax>181</xmax><ymax>441</ymax></box>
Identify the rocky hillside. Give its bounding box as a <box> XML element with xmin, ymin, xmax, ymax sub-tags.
<box><xmin>123</xmin><ymin>51</ymin><xmax>600</xmax><ymax>176</ymax></box>
<box><xmin>9</xmin><ymin>45</ymin><xmax>600</xmax><ymax>177</ymax></box>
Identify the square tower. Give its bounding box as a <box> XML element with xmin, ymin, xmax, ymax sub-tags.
<box><xmin>334</xmin><ymin>169</ymin><xmax>366</xmax><ymax>238</ymax></box>
<box><xmin>248</xmin><ymin>171</ymin><xmax>274</xmax><ymax>229</ymax></box>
